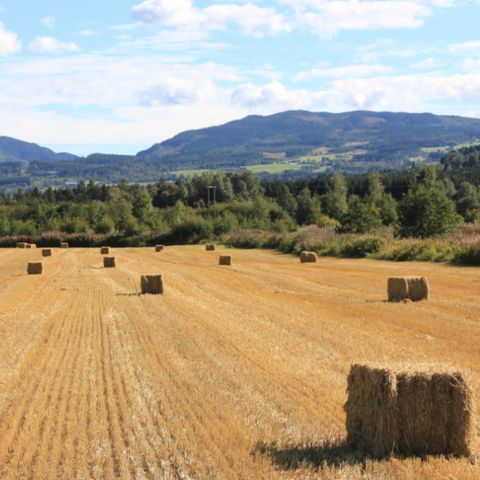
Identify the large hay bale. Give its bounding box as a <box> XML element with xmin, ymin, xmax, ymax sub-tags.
<box><xmin>141</xmin><ymin>275</ymin><xmax>163</xmax><ymax>294</ymax></box>
<box><xmin>345</xmin><ymin>364</ymin><xmax>476</xmax><ymax>458</ymax></box>
<box><xmin>388</xmin><ymin>276</ymin><xmax>429</xmax><ymax>302</ymax></box>
<box><xmin>206</xmin><ymin>244</ymin><xmax>216</xmax><ymax>251</ymax></box>
<box><xmin>100</xmin><ymin>246</ymin><xmax>110</xmax><ymax>255</ymax></box>
<box><xmin>345</xmin><ymin>364</ymin><xmax>398</xmax><ymax>458</ymax></box>
<box><xmin>60</xmin><ymin>242</ymin><xmax>69</xmax><ymax>249</ymax></box>
<box><xmin>16</xmin><ymin>242</ymin><xmax>27</xmax><ymax>249</ymax></box>
<box><xmin>407</xmin><ymin>277</ymin><xmax>429</xmax><ymax>302</ymax></box>
<box><xmin>300</xmin><ymin>251</ymin><xmax>317</xmax><ymax>263</ymax></box>
<box><xmin>42</xmin><ymin>248</ymin><xmax>52</xmax><ymax>257</ymax></box>
<box><xmin>103</xmin><ymin>257</ymin><xmax>116</xmax><ymax>268</ymax></box>
<box><xmin>155</xmin><ymin>245</ymin><xmax>164</xmax><ymax>252</ymax></box>
<box><xmin>396</xmin><ymin>371</ymin><xmax>475</xmax><ymax>457</ymax></box>
<box><xmin>219</xmin><ymin>255</ymin><xmax>232</xmax><ymax>266</ymax></box>
<box><xmin>27</xmin><ymin>262</ymin><xmax>43</xmax><ymax>275</ymax></box>
<box><xmin>25</xmin><ymin>243</ymin><xmax>33</xmax><ymax>249</ymax></box>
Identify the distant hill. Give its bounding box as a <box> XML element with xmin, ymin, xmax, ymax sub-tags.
<box><xmin>0</xmin><ymin>136</ymin><xmax>77</xmax><ymax>162</ymax></box>
<box><xmin>2</xmin><ymin>110</ymin><xmax>480</xmax><ymax>190</ymax></box>
<box><xmin>137</xmin><ymin>110</ymin><xmax>480</xmax><ymax>170</ymax></box>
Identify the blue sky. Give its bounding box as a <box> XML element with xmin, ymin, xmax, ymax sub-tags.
<box><xmin>0</xmin><ymin>0</ymin><xmax>480</xmax><ymax>155</ymax></box>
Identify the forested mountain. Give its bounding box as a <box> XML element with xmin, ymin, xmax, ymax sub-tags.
<box><xmin>137</xmin><ymin>110</ymin><xmax>480</xmax><ymax>169</ymax></box>
<box><xmin>1</xmin><ymin>110</ymin><xmax>480</xmax><ymax>190</ymax></box>
<box><xmin>0</xmin><ymin>136</ymin><xmax>77</xmax><ymax>162</ymax></box>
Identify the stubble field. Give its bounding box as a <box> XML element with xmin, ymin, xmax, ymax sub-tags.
<box><xmin>0</xmin><ymin>246</ymin><xmax>478</xmax><ymax>479</ymax></box>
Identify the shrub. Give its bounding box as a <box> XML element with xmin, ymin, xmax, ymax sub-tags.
<box><xmin>339</xmin><ymin>237</ymin><xmax>386</xmax><ymax>258</ymax></box>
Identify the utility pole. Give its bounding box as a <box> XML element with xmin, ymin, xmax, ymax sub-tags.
<box><xmin>207</xmin><ymin>185</ymin><xmax>217</xmax><ymax>219</ymax></box>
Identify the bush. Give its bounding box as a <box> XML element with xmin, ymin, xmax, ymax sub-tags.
<box><xmin>453</xmin><ymin>242</ymin><xmax>480</xmax><ymax>265</ymax></box>
<box><xmin>94</xmin><ymin>217</ymin><xmax>115</xmax><ymax>234</ymax></box>
<box><xmin>339</xmin><ymin>237</ymin><xmax>386</xmax><ymax>258</ymax></box>
<box><xmin>163</xmin><ymin>218</ymin><xmax>213</xmax><ymax>244</ymax></box>
<box><xmin>223</xmin><ymin>230</ymin><xmax>265</xmax><ymax>249</ymax></box>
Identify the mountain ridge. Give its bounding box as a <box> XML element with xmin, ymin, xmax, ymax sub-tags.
<box><xmin>0</xmin><ymin>136</ymin><xmax>78</xmax><ymax>163</ymax></box>
<box><xmin>1</xmin><ymin>110</ymin><xmax>480</xmax><ymax>190</ymax></box>
<box><xmin>135</xmin><ymin>110</ymin><xmax>480</xmax><ymax>170</ymax></box>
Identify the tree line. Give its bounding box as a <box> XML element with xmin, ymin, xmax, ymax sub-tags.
<box><xmin>0</xmin><ymin>162</ymin><xmax>478</xmax><ymax>244</ymax></box>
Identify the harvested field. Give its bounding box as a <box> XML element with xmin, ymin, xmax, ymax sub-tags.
<box><xmin>0</xmin><ymin>246</ymin><xmax>477</xmax><ymax>479</ymax></box>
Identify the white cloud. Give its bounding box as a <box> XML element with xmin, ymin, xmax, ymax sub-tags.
<box><xmin>277</xmin><ymin>0</ymin><xmax>463</xmax><ymax>36</ymax></box>
<box><xmin>293</xmin><ymin>64</ymin><xmax>393</xmax><ymax>82</ymax></box>
<box><xmin>41</xmin><ymin>16</ymin><xmax>56</xmax><ymax>29</ymax></box>
<box><xmin>0</xmin><ymin>53</ymin><xmax>240</xmax><ymax>148</ymax></box>
<box><xmin>29</xmin><ymin>36</ymin><xmax>80</xmax><ymax>54</ymax></box>
<box><xmin>132</xmin><ymin>0</ymin><xmax>291</xmax><ymax>35</ymax></box>
<box><xmin>291</xmin><ymin>1</ymin><xmax>430</xmax><ymax>37</ymax></box>
<box><xmin>233</xmin><ymin>72</ymin><xmax>480</xmax><ymax>114</ymax></box>
<box><xmin>138</xmin><ymin>77</ymin><xmax>218</xmax><ymax>106</ymax></box>
<box><xmin>410</xmin><ymin>57</ymin><xmax>436</xmax><ymax>69</ymax></box>
<box><xmin>0</xmin><ymin>22</ymin><xmax>21</xmax><ymax>56</ymax></box>
<box><xmin>231</xmin><ymin>81</ymin><xmax>311</xmax><ymax>108</ymax></box>
<box><xmin>132</xmin><ymin>0</ymin><xmax>202</xmax><ymax>25</ymax></box>
<box><xmin>75</xmin><ymin>29</ymin><xmax>96</xmax><ymax>37</ymax></box>
<box><xmin>0</xmin><ymin>54</ymin><xmax>236</xmax><ymax>110</ymax></box>
<box><xmin>313</xmin><ymin>73</ymin><xmax>480</xmax><ymax>111</ymax></box>
<box><xmin>202</xmin><ymin>3</ymin><xmax>291</xmax><ymax>35</ymax></box>
<box><xmin>449</xmin><ymin>40</ymin><xmax>480</xmax><ymax>53</ymax></box>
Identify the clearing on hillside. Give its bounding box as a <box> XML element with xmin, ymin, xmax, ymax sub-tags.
<box><xmin>0</xmin><ymin>246</ymin><xmax>477</xmax><ymax>479</ymax></box>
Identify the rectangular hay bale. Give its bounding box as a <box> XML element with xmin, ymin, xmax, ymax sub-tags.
<box><xmin>25</xmin><ymin>243</ymin><xmax>33</xmax><ymax>249</ymax></box>
<box><xmin>206</xmin><ymin>244</ymin><xmax>216</xmax><ymax>251</ymax></box>
<box><xmin>345</xmin><ymin>364</ymin><xmax>398</xmax><ymax>458</ymax></box>
<box><xmin>388</xmin><ymin>276</ymin><xmax>429</xmax><ymax>302</ymax></box>
<box><xmin>27</xmin><ymin>262</ymin><xmax>43</xmax><ymax>275</ymax></box>
<box><xmin>42</xmin><ymin>248</ymin><xmax>52</xmax><ymax>257</ymax></box>
<box><xmin>300</xmin><ymin>251</ymin><xmax>317</xmax><ymax>263</ymax></box>
<box><xmin>388</xmin><ymin>277</ymin><xmax>410</xmax><ymax>302</ymax></box>
<box><xmin>155</xmin><ymin>245</ymin><xmax>164</xmax><ymax>252</ymax></box>
<box><xmin>103</xmin><ymin>257</ymin><xmax>116</xmax><ymax>268</ymax></box>
<box><xmin>219</xmin><ymin>255</ymin><xmax>232</xmax><ymax>266</ymax></box>
<box><xmin>100</xmin><ymin>246</ymin><xmax>110</xmax><ymax>254</ymax></box>
<box><xmin>141</xmin><ymin>275</ymin><xmax>163</xmax><ymax>294</ymax></box>
<box><xmin>407</xmin><ymin>277</ymin><xmax>429</xmax><ymax>301</ymax></box>
<box><xmin>60</xmin><ymin>242</ymin><xmax>69</xmax><ymax>249</ymax></box>
<box><xmin>345</xmin><ymin>364</ymin><xmax>475</xmax><ymax>458</ymax></box>
<box><xmin>16</xmin><ymin>242</ymin><xmax>27</xmax><ymax>249</ymax></box>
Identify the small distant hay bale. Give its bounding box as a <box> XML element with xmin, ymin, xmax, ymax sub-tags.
<box><xmin>25</xmin><ymin>243</ymin><xmax>33</xmax><ymax>249</ymax></box>
<box><xmin>16</xmin><ymin>242</ymin><xmax>27</xmax><ymax>249</ymax></box>
<box><xmin>206</xmin><ymin>244</ymin><xmax>216</xmax><ymax>251</ymax></box>
<box><xmin>387</xmin><ymin>277</ymin><xmax>409</xmax><ymax>302</ymax></box>
<box><xmin>100</xmin><ymin>246</ymin><xmax>111</xmax><ymax>255</ymax></box>
<box><xmin>27</xmin><ymin>262</ymin><xmax>43</xmax><ymax>275</ymax></box>
<box><xmin>388</xmin><ymin>276</ymin><xmax>429</xmax><ymax>302</ymax></box>
<box><xmin>42</xmin><ymin>248</ymin><xmax>52</xmax><ymax>257</ymax></box>
<box><xmin>60</xmin><ymin>242</ymin><xmax>69</xmax><ymax>249</ymax></box>
<box><xmin>300</xmin><ymin>251</ymin><xmax>317</xmax><ymax>263</ymax></box>
<box><xmin>155</xmin><ymin>245</ymin><xmax>164</xmax><ymax>252</ymax></box>
<box><xmin>219</xmin><ymin>255</ymin><xmax>232</xmax><ymax>266</ymax></box>
<box><xmin>141</xmin><ymin>275</ymin><xmax>163</xmax><ymax>294</ymax></box>
<box><xmin>345</xmin><ymin>364</ymin><xmax>476</xmax><ymax>458</ymax></box>
<box><xmin>103</xmin><ymin>257</ymin><xmax>116</xmax><ymax>268</ymax></box>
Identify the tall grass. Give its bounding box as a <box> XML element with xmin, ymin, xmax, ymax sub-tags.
<box><xmin>223</xmin><ymin>224</ymin><xmax>480</xmax><ymax>266</ymax></box>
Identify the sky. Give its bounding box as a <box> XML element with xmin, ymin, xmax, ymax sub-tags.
<box><xmin>0</xmin><ymin>0</ymin><xmax>480</xmax><ymax>156</ymax></box>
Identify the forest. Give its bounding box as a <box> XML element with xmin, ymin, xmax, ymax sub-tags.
<box><xmin>1</xmin><ymin>143</ymin><xmax>480</xmax><ymax>255</ymax></box>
